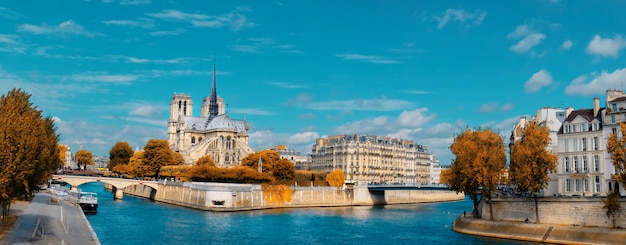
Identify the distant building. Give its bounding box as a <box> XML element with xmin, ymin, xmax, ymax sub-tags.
<box><xmin>271</xmin><ymin>145</ymin><xmax>311</xmax><ymax>170</ymax></box>
<box><xmin>61</xmin><ymin>144</ymin><xmax>72</xmax><ymax>168</ymax></box>
<box><xmin>311</xmin><ymin>134</ymin><xmax>432</xmax><ymax>185</ymax></box>
<box><xmin>430</xmin><ymin>157</ymin><xmax>441</xmax><ymax>184</ymax></box>
<box><xmin>167</xmin><ymin>62</ymin><xmax>255</xmax><ymax>166</ymax></box>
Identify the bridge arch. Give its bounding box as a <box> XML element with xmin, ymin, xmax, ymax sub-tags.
<box><xmin>53</xmin><ymin>175</ymin><xmax>159</xmax><ymax>200</ymax></box>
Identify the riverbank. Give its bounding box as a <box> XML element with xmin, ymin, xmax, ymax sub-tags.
<box><xmin>0</xmin><ymin>192</ymin><xmax>100</xmax><ymax>245</ymax></box>
<box><xmin>120</xmin><ymin>182</ymin><xmax>464</xmax><ymax>211</ymax></box>
<box><xmin>452</xmin><ymin>215</ymin><xmax>626</xmax><ymax>244</ymax></box>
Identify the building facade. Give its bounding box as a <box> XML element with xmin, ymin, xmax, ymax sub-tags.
<box><xmin>603</xmin><ymin>89</ymin><xmax>626</xmax><ymax>195</ymax></box>
<box><xmin>310</xmin><ymin>134</ymin><xmax>432</xmax><ymax>185</ymax></box>
<box><xmin>556</xmin><ymin>98</ymin><xmax>606</xmax><ymax>196</ymax></box>
<box><xmin>167</xmin><ymin>63</ymin><xmax>255</xmax><ymax>166</ymax></box>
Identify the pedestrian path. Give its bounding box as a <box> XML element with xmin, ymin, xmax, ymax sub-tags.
<box><xmin>1</xmin><ymin>192</ymin><xmax>100</xmax><ymax>245</ymax></box>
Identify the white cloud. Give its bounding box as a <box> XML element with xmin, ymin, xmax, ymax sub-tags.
<box><xmin>507</xmin><ymin>24</ymin><xmax>545</xmax><ymax>54</ymax></box>
<box><xmin>18</xmin><ymin>20</ymin><xmax>104</xmax><ymax>38</ymax></box>
<box><xmin>288</xmin><ymin>131</ymin><xmax>319</xmax><ymax>145</ymax></box>
<box><xmin>267</xmin><ymin>81</ymin><xmax>306</xmax><ymax>89</ymax></box>
<box><xmin>335</xmin><ymin>53</ymin><xmax>401</xmax><ymax>64</ymax></box>
<box><xmin>477</xmin><ymin>102</ymin><xmax>515</xmax><ymax>113</ymax></box>
<box><xmin>288</xmin><ymin>93</ymin><xmax>313</xmax><ymax>106</ymax></box>
<box><xmin>565</xmin><ymin>68</ymin><xmax>626</xmax><ymax>96</ymax></box>
<box><xmin>586</xmin><ymin>35</ymin><xmax>626</xmax><ymax>58</ymax></box>
<box><xmin>68</xmin><ymin>73</ymin><xmax>140</xmax><ymax>84</ymax></box>
<box><xmin>434</xmin><ymin>8</ymin><xmax>487</xmax><ymax>29</ymax></box>
<box><xmin>147</xmin><ymin>7</ymin><xmax>255</xmax><ymax>31</ymax></box>
<box><xmin>229</xmin><ymin>108</ymin><xmax>274</xmax><ymax>116</ymax></box>
<box><xmin>103</xmin><ymin>19</ymin><xmax>154</xmax><ymax>29</ymax></box>
<box><xmin>0</xmin><ymin>34</ymin><xmax>18</xmax><ymax>43</ymax></box>
<box><xmin>248</xmin><ymin>130</ymin><xmax>317</xmax><ymax>153</ymax></box>
<box><xmin>129</xmin><ymin>105</ymin><xmax>161</xmax><ymax>118</ymax></box>
<box><xmin>524</xmin><ymin>69</ymin><xmax>553</xmax><ymax>93</ymax></box>
<box><xmin>149</xmin><ymin>28</ymin><xmax>186</xmax><ymax>36</ymax></box>
<box><xmin>307</xmin><ymin>97</ymin><xmax>414</xmax><ymax>111</ymax></box>
<box><xmin>230</xmin><ymin>37</ymin><xmax>298</xmax><ymax>54</ymax></box>
<box><xmin>561</xmin><ymin>40</ymin><xmax>573</xmax><ymax>49</ymax></box>
<box><xmin>401</xmin><ymin>90</ymin><xmax>432</xmax><ymax>95</ymax></box>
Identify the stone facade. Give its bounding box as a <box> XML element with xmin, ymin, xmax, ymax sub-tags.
<box><xmin>167</xmin><ymin>63</ymin><xmax>254</xmax><ymax>166</ymax></box>
<box><xmin>481</xmin><ymin>197</ymin><xmax>626</xmax><ymax>228</ymax></box>
<box><xmin>310</xmin><ymin>134</ymin><xmax>432</xmax><ymax>185</ymax></box>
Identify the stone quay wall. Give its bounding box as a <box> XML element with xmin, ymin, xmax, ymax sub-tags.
<box><xmin>480</xmin><ymin>197</ymin><xmax>626</xmax><ymax>228</ymax></box>
<box><xmin>121</xmin><ymin>183</ymin><xmax>463</xmax><ymax>211</ymax></box>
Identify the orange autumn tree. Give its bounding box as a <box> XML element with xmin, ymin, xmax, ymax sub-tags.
<box><xmin>509</xmin><ymin>121</ymin><xmax>557</xmax><ymax>224</ymax></box>
<box><xmin>607</xmin><ymin>121</ymin><xmax>626</xmax><ymax>183</ymax></box>
<box><xmin>439</xmin><ymin>168</ymin><xmax>452</xmax><ymax>185</ymax></box>
<box><xmin>327</xmin><ymin>169</ymin><xmax>345</xmax><ymax>189</ymax></box>
<box><xmin>449</xmin><ymin>128</ymin><xmax>506</xmax><ymax>218</ymax></box>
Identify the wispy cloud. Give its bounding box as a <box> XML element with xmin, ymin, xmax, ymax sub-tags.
<box><xmin>230</xmin><ymin>37</ymin><xmax>299</xmax><ymax>53</ymax></box>
<box><xmin>0</xmin><ymin>34</ymin><xmax>18</xmax><ymax>44</ymax></box>
<box><xmin>249</xmin><ymin>130</ymin><xmax>319</xmax><ymax>152</ymax></box>
<box><xmin>102</xmin><ymin>0</ymin><xmax>151</xmax><ymax>5</ymax></box>
<box><xmin>306</xmin><ymin>97</ymin><xmax>414</xmax><ymax>111</ymax></box>
<box><xmin>230</xmin><ymin>108</ymin><xmax>274</xmax><ymax>116</ymax></box>
<box><xmin>477</xmin><ymin>102</ymin><xmax>514</xmax><ymax>113</ymax></box>
<box><xmin>434</xmin><ymin>8</ymin><xmax>487</xmax><ymax>29</ymax></box>
<box><xmin>586</xmin><ymin>34</ymin><xmax>626</xmax><ymax>58</ymax></box>
<box><xmin>335</xmin><ymin>53</ymin><xmax>401</xmax><ymax>64</ymax></box>
<box><xmin>565</xmin><ymin>68</ymin><xmax>626</xmax><ymax>96</ymax></box>
<box><xmin>524</xmin><ymin>69</ymin><xmax>553</xmax><ymax>93</ymax></box>
<box><xmin>149</xmin><ymin>28</ymin><xmax>185</xmax><ymax>36</ymax></box>
<box><xmin>561</xmin><ymin>40</ymin><xmax>573</xmax><ymax>50</ymax></box>
<box><xmin>103</xmin><ymin>19</ymin><xmax>154</xmax><ymax>29</ymax></box>
<box><xmin>66</xmin><ymin>72</ymin><xmax>141</xmax><ymax>84</ymax></box>
<box><xmin>267</xmin><ymin>81</ymin><xmax>306</xmax><ymax>89</ymax></box>
<box><xmin>0</xmin><ymin>7</ymin><xmax>20</xmax><ymax>19</ymax></box>
<box><xmin>507</xmin><ymin>24</ymin><xmax>545</xmax><ymax>53</ymax></box>
<box><xmin>147</xmin><ymin>7</ymin><xmax>255</xmax><ymax>31</ymax></box>
<box><xmin>18</xmin><ymin>20</ymin><xmax>104</xmax><ymax>38</ymax></box>
<box><xmin>401</xmin><ymin>90</ymin><xmax>433</xmax><ymax>95</ymax></box>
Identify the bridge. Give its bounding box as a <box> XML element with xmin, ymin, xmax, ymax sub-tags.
<box><xmin>366</xmin><ymin>184</ymin><xmax>450</xmax><ymax>191</ymax></box>
<box><xmin>52</xmin><ymin>175</ymin><xmax>159</xmax><ymax>199</ymax></box>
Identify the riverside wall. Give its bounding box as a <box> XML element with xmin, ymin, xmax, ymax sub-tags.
<box><xmin>119</xmin><ymin>183</ymin><xmax>463</xmax><ymax>211</ymax></box>
<box><xmin>480</xmin><ymin>197</ymin><xmax>626</xmax><ymax>228</ymax></box>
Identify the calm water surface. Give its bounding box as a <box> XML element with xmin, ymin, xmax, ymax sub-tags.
<box><xmin>81</xmin><ymin>182</ymin><xmax>535</xmax><ymax>245</ymax></box>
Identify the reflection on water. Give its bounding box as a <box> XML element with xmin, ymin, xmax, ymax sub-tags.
<box><xmin>81</xmin><ymin>182</ymin><xmax>537</xmax><ymax>245</ymax></box>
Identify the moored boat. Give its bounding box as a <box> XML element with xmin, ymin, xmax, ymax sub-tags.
<box><xmin>69</xmin><ymin>190</ymin><xmax>98</xmax><ymax>213</ymax></box>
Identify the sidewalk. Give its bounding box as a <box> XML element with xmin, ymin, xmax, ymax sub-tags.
<box><xmin>1</xmin><ymin>192</ymin><xmax>100</xmax><ymax>245</ymax></box>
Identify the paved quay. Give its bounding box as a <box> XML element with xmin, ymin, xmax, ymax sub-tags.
<box><xmin>452</xmin><ymin>215</ymin><xmax>626</xmax><ymax>245</ymax></box>
<box><xmin>1</xmin><ymin>192</ymin><xmax>100</xmax><ymax>245</ymax></box>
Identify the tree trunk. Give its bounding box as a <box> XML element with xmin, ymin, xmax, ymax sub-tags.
<box><xmin>489</xmin><ymin>198</ymin><xmax>494</xmax><ymax>220</ymax></box>
<box><xmin>534</xmin><ymin>195</ymin><xmax>539</xmax><ymax>224</ymax></box>
<box><xmin>1</xmin><ymin>199</ymin><xmax>11</xmax><ymax>223</ymax></box>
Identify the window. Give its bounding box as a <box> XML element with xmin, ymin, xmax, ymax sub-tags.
<box><xmin>613</xmin><ymin>127</ymin><xmax>618</xmax><ymax>135</ymax></box>
<box><xmin>613</xmin><ymin>103</ymin><xmax>618</xmax><ymax>112</ymax></box>
<box><xmin>574</xmin><ymin>156</ymin><xmax>579</xmax><ymax>173</ymax></box>
<box><xmin>565</xmin><ymin>125</ymin><xmax>570</xmax><ymax>133</ymax></box>
<box><xmin>583</xmin><ymin>156</ymin><xmax>588</xmax><ymax>172</ymax></box>
<box><xmin>612</xmin><ymin>115</ymin><xmax>616</xmax><ymax>124</ymax></box>
<box><xmin>575</xmin><ymin>179</ymin><xmax>581</xmax><ymax>192</ymax></box>
<box><xmin>564</xmin><ymin>139</ymin><xmax>569</xmax><ymax>152</ymax></box>
<box><xmin>584</xmin><ymin>179</ymin><xmax>590</xmax><ymax>192</ymax></box>
<box><xmin>582</xmin><ymin>138</ymin><xmax>587</xmax><ymax>151</ymax></box>
<box><xmin>573</xmin><ymin>138</ymin><xmax>579</xmax><ymax>151</ymax></box>
<box><xmin>566</xmin><ymin>179</ymin><xmax>572</xmax><ymax>192</ymax></box>
<box><xmin>594</xmin><ymin>155</ymin><xmax>600</xmax><ymax>171</ymax></box>
<box><xmin>593</xmin><ymin>137</ymin><xmax>599</xmax><ymax>150</ymax></box>
<box><xmin>595</xmin><ymin>176</ymin><xmax>601</xmax><ymax>193</ymax></box>
<box><xmin>191</xmin><ymin>136</ymin><xmax>196</xmax><ymax>144</ymax></box>
<box><xmin>565</xmin><ymin>157</ymin><xmax>571</xmax><ymax>173</ymax></box>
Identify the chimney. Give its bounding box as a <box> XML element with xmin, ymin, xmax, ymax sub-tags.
<box><xmin>593</xmin><ymin>97</ymin><xmax>600</xmax><ymax>116</ymax></box>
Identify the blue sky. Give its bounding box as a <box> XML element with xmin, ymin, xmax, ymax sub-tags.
<box><xmin>1</xmin><ymin>0</ymin><xmax>626</xmax><ymax>164</ymax></box>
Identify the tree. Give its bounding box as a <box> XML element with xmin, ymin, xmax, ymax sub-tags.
<box><xmin>108</xmin><ymin>141</ymin><xmax>134</xmax><ymax>170</ymax></box>
<box><xmin>607</xmin><ymin>121</ymin><xmax>626</xmax><ymax>183</ymax></box>
<box><xmin>241</xmin><ymin>150</ymin><xmax>295</xmax><ymax>182</ymax></box>
<box><xmin>603</xmin><ymin>187</ymin><xmax>622</xmax><ymax>228</ymax></box>
<box><xmin>127</xmin><ymin>151</ymin><xmax>145</xmax><ymax>177</ymax></box>
<box><xmin>58</xmin><ymin>144</ymin><xmax>68</xmax><ymax>168</ymax></box>
<box><xmin>509</xmin><ymin>121</ymin><xmax>557</xmax><ymax>223</ymax></box>
<box><xmin>327</xmin><ymin>169</ymin><xmax>345</xmax><ymax>189</ymax></box>
<box><xmin>196</xmin><ymin>155</ymin><xmax>215</xmax><ymax>167</ymax></box>
<box><xmin>439</xmin><ymin>168</ymin><xmax>452</xmax><ymax>185</ymax></box>
<box><xmin>0</xmin><ymin>88</ymin><xmax>60</xmax><ymax>222</ymax></box>
<box><xmin>75</xmin><ymin>149</ymin><xmax>94</xmax><ymax>170</ymax></box>
<box><xmin>449</xmin><ymin>128</ymin><xmax>506</xmax><ymax>219</ymax></box>
<box><xmin>141</xmin><ymin>139</ymin><xmax>177</xmax><ymax>177</ymax></box>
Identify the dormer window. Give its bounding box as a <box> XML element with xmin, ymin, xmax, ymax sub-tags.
<box><xmin>613</xmin><ymin>103</ymin><xmax>618</xmax><ymax>112</ymax></box>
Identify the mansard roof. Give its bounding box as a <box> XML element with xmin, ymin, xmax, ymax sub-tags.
<box><xmin>563</xmin><ymin>108</ymin><xmax>602</xmax><ymax>123</ymax></box>
<box><xmin>609</xmin><ymin>96</ymin><xmax>626</xmax><ymax>102</ymax></box>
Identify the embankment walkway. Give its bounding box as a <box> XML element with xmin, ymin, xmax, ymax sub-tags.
<box><xmin>452</xmin><ymin>215</ymin><xmax>626</xmax><ymax>244</ymax></box>
<box><xmin>0</xmin><ymin>192</ymin><xmax>100</xmax><ymax>245</ymax></box>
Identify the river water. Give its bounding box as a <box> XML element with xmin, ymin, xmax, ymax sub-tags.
<box><xmin>81</xmin><ymin>182</ymin><xmax>534</xmax><ymax>245</ymax></box>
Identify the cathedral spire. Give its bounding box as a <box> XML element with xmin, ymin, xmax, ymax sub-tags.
<box><xmin>208</xmin><ymin>57</ymin><xmax>219</xmax><ymax>121</ymax></box>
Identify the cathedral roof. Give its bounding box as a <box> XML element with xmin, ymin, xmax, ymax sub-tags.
<box><xmin>184</xmin><ymin>113</ymin><xmax>247</xmax><ymax>133</ymax></box>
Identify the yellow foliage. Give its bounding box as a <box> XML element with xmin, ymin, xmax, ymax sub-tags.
<box><xmin>261</xmin><ymin>184</ymin><xmax>293</xmax><ymax>205</ymax></box>
<box><xmin>327</xmin><ymin>169</ymin><xmax>345</xmax><ymax>188</ymax></box>
<box><xmin>607</xmin><ymin>122</ymin><xmax>626</xmax><ymax>182</ymax></box>
<box><xmin>509</xmin><ymin>121</ymin><xmax>558</xmax><ymax>194</ymax></box>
